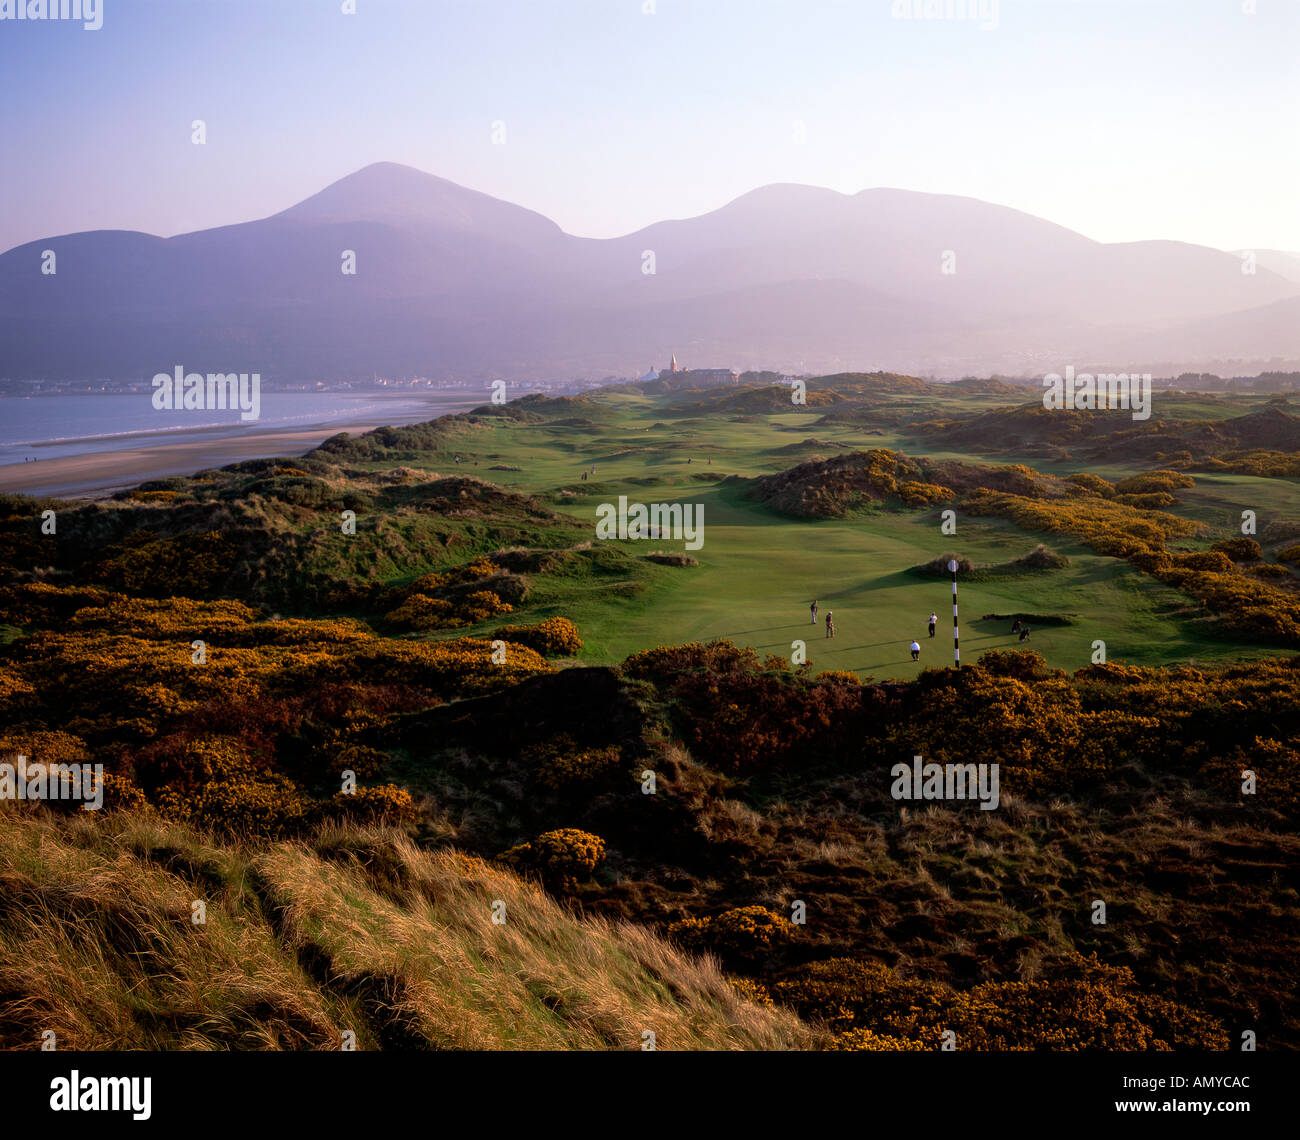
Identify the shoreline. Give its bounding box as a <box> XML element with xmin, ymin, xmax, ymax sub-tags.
<box><xmin>4</xmin><ymin>390</ymin><xmax>469</xmax><ymax>451</ymax></box>
<box><xmin>0</xmin><ymin>408</ymin><xmax>480</xmax><ymax>500</ymax></box>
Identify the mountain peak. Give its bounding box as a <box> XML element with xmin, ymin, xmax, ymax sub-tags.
<box><xmin>275</xmin><ymin>162</ymin><xmax>563</xmax><ymax>241</ymax></box>
<box><xmin>3</xmin><ymin>166</ymin><xmax>1297</xmax><ymax>379</ymax></box>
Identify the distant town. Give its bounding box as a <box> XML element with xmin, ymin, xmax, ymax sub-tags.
<box><xmin>0</xmin><ymin>356</ymin><xmax>784</xmax><ymax>399</ymax></box>
<box><xmin>1</xmin><ymin>363</ymin><xmax>1297</xmax><ymax>399</ymax></box>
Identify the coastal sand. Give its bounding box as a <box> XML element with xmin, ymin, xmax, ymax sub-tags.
<box><xmin>0</xmin><ymin>417</ymin><xmax>463</xmax><ymax>500</ymax></box>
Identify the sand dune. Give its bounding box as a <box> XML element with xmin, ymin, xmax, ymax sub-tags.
<box><xmin>0</xmin><ymin>418</ymin><xmax>423</xmax><ymax>500</ymax></box>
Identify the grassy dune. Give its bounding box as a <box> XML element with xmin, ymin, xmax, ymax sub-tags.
<box><xmin>0</xmin><ymin>806</ymin><xmax>812</xmax><ymax>1051</ymax></box>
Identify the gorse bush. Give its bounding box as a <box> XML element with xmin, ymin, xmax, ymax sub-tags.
<box><xmin>862</xmin><ymin>449</ymin><xmax>919</xmax><ymax>495</ymax></box>
<box><xmin>148</xmin><ymin>735</ymin><xmax>258</xmax><ymax>786</ymax></box>
<box><xmin>0</xmin><ymin>585</ymin><xmax>558</xmax><ymax>840</ymax></box>
<box><xmin>817</xmin><ymin>669</ymin><xmax>862</xmax><ymax>686</ymax></box>
<box><xmin>383</xmin><ymin>557</ymin><xmax>518</xmax><ymax>630</ymax></box>
<box><xmin>1211</xmin><ymin>537</ymin><xmax>1263</xmax><ymax>562</ymax></box>
<box><xmin>1196</xmin><ymin>450</ymin><xmax>1300</xmax><ymax>477</ymax></box>
<box><xmin>773</xmin><ymin>953</ymin><xmax>1229</xmax><ymax>1050</ymax></box>
<box><xmin>383</xmin><ymin>588</ymin><xmax>513</xmax><ymax>631</ymax></box>
<box><xmin>4</xmin><ymin>608</ymin><xmax>550</xmax><ymax>746</ymax></box>
<box><xmin>963</xmin><ymin>489</ymin><xmax>1195</xmax><ymax>556</ymax></box>
<box><xmin>100</xmin><ymin>772</ymin><xmax>149</xmax><ymax>813</ymax></box>
<box><xmin>459</xmin><ymin>590</ymin><xmax>514</xmax><ymax>623</ymax></box>
<box><xmin>326</xmin><ymin>785</ymin><xmax>418</xmax><ymax>826</ymax></box>
<box><xmin>623</xmin><ymin>642</ymin><xmax>1300</xmax><ymax>808</ymax></box>
<box><xmin>492</xmin><ymin>616</ymin><xmax>583</xmax><ymax>656</ymax></box>
<box><xmin>1198</xmin><ymin>738</ymin><xmax>1300</xmax><ymax>816</ymax></box>
<box><xmin>625</xmin><ymin>640</ymin><xmax>866</xmax><ymax>772</ymax></box>
<box><xmin>1169</xmin><ymin>550</ymin><xmax>1236</xmax><ymax>573</ymax></box>
<box><xmin>962</xmin><ymin>478</ymin><xmax>1300</xmax><ymax>644</ymax></box>
<box><xmin>501</xmin><ymin>828</ymin><xmax>607</xmax><ymax>891</ymax></box>
<box><xmin>669</xmin><ymin>906</ymin><xmax>792</xmax><ymax>964</ymax></box>
<box><xmin>1115</xmin><ymin>491</ymin><xmax>1177</xmax><ymax>510</ymax></box>
<box><xmin>330</xmin><ymin>743</ymin><xmax>388</xmax><ymax>779</ymax></box>
<box><xmin>1150</xmin><ymin>566</ymin><xmax>1300</xmax><ymax>644</ymax></box>
<box><xmin>897</xmin><ymin>480</ymin><xmax>955</xmax><ymax>507</ymax></box>
<box><xmin>831</xmin><ymin>1029</ymin><xmax>930</xmax><ymax>1051</ymax></box>
<box><xmin>623</xmin><ymin>639</ymin><xmax>773</xmax><ymax>681</ymax></box>
<box><xmin>524</xmin><ymin>734</ymin><xmax>620</xmax><ymax>789</ymax></box>
<box><xmin>728</xmin><ymin>977</ymin><xmax>775</xmax><ymax>1008</ymax></box>
<box><xmin>1113</xmin><ymin>470</ymin><xmax>1195</xmax><ymax>496</ymax></box>
<box><xmin>749</xmin><ymin>449</ymin><xmax>965</xmax><ymax>517</ymax></box>
<box><xmin>382</xmin><ymin>593</ymin><xmax>457</xmax><ymax>630</ymax></box>
<box><xmin>156</xmin><ymin>771</ymin><xmax>305</xmax><ymax>838</ymax></box>
<box><xmin>1066</xmin><ymin>472</ymin><xmax>1116</xmax><ymax>498</ymax></box>
<box><xmin>887</xmin><ymin>661</ymin><xmax>1135</xmax><ymax>796</ymax></box>
<box><xmin>146</xmin><ymin>734</ymin><xmax>307</xmax><ymax>837</ymax></box>
<box><xmin>406</xmin><ymin>556</ymin><xmax>501</xmax><ymax>595</ymax></box>
<box><xmin>0</xmin><ymin>729</ymin><xmax>91</xmax><ymax>767</ymax></box>
<box><xmin>94</xmin><ymin>530</ymin><xmax>238</xmax><ymax>598</ymax></box>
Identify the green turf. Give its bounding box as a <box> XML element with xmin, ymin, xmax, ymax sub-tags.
<box><xmin>377</xmin><ymin>388</ymin><xmax>1296</xmax><ymax>679</ymax></box>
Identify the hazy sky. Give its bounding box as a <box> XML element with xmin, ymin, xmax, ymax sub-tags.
<box><xmin>2</xmin><ymin>0</ymin><xmax>1297</xmax><ymax>255</ymax></box>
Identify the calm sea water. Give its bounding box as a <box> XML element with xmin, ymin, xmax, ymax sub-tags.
<box><xmin>0</xmin><ymin>391</ymin><xmax>479</xmax><ymax>464</ymax></box>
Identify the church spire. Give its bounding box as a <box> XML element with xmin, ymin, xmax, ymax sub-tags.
<box><xmin>670</xmin><ymin>353</ymin><xmax>679</xmax><ymax>372</ymax></box>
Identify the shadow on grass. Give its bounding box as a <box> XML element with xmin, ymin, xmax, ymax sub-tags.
<box><xmin>837</xmin><ymin>570</ymin><xmax>919</xmax><ymax>594</ymax></box>
<box><xmin>732</xmin><ymin>623</ymin><xmax>811</xmax><ymax>636</ymax></box>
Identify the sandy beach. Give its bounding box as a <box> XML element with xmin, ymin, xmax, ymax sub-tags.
<box><xmin>0</xmin><ymin>411</ymin><xmax>478</xmax><ymax>500</ymax></box>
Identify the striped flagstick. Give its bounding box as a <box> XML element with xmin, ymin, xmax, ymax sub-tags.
<box><xmin>948</xmin><ymin>558</ymin><xmax>960</xmax><ymax>668</ymax></box>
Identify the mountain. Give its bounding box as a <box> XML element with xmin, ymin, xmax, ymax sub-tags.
<box><xmin>2</xmin><ymin>162</ymin><xmax>1297</xmax><ymax>381</ymax></box>
<box><xmin>1233</xmin><ymin>249</ymin><xmax>1300</xmax><ymax>286</ymax></box>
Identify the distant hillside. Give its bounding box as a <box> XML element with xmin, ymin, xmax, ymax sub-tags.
<box><xmin>3</xmin><ymin>163</ymin><xmax>1298</xmax><ymax>380</ymax></box>
<box><xmin>1233</xmin><ymin>249</ymin><xmax>1300</xmax><ymax>285</ymax></box>
<box><xmin>0</xmin><ymin>444</ymin><xmax>594</xmax><ymax>612</ymax></box>
<box><xmin>919</xmin><ymin>402</ymin><xmax>1300</xmax><ymax>461</ymax></box>
<box><xmin>946</xmin><ymin>377</ymin><xmax>1031</xmax><ymax>395</ymax></box>
<box><xmin>748</xmin><ymin>448</ymin><xmax>1071</xmax><ymax>518</ymax></box>
<box><xmin>813</xmin><ymin>372</ymin><xmax>938</xmax><ymax>395</ymax></box>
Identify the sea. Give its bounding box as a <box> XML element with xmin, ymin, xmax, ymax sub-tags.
<box><xmin>0</xmin><ymin>391</ymin><xmax>481</xmax><ymax>465</ymax></box>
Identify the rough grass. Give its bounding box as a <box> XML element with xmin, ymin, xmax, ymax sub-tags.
<box><xmin>0</xmin><ymin>806</ymin><xmax>813</xmax><ymax>1051</ymax></box>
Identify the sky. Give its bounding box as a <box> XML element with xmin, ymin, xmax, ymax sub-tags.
<box><xmin>1</xmin><ymin>0</ymin><xmax>1298</xmax><ymax>255</ymax></box>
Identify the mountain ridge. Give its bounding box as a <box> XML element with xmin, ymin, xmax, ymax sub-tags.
<box><xmin>2</xmin><ymin>161</ymin><xmax>1297</xmax><ymax>380</ymax></box>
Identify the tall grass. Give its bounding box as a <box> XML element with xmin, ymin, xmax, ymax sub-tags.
<box><xmin>0</xmin><ymin>806</ymin><xmax>812</xmax><ymax>1051</ymax></box>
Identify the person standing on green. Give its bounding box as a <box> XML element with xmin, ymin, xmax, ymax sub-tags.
<box><xmin>825</xmin><ymin>611</ymin><xmax>835</xmax><ymax>638</ymax></box>
<box><xmin>810</xmin><ymin>600</ymin><xmax>818</xmax><ymax>625</ymax></box>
